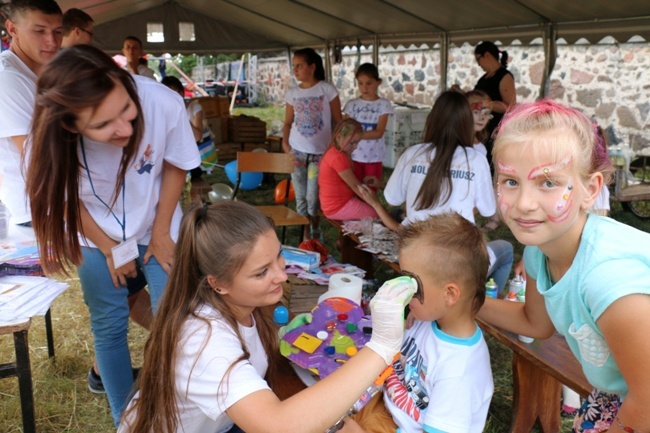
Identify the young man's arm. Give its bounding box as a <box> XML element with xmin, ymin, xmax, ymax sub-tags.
<box><xmin>11</xmin><ymin>135</ymin><xmax>27</xmax><ymax>153</ymax></box>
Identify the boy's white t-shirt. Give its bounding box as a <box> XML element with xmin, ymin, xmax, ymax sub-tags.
<box><xmin>78</xmin><ymin>77</ymin><xmax>200</xmax><ymax>246</ymax></box>
<box><xmin>284</xmin><ymin>81</ymin><xmax>339</xmax><ymax>154</ymax></box>
<box><xmin>343</xmin><ymin>98</ymin><xmax>393</xmax><ymax>163</ymax></box>
<box><xmin>384</xmin><ymin>143</ymin><xmax>496</xmax><ymax>225</ymax></box>
<box><xmin>118</xmin><ymin>304</ymin><xmax>270</xmax><ymax>433</ymax></box>
<box><xmin>384</xmin><ymin>320</ymin><xmax>493</xmax><ymax>433</ymax></box>
<box><xmin>0</xmin><ymin>50</ymin><xmax>37</xmax><ymax>224</ymax></box>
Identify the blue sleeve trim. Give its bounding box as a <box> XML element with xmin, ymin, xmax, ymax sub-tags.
<box><xmin>423</xmin><ymin>425</ymin><xmax>449</xmax><ymax>433</ymax></box>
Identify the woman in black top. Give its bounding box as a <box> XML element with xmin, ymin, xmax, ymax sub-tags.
<box><xmin>474</xmin><ymin>41</ymin><xmax>516</xmax><ymax>138</ymax></box>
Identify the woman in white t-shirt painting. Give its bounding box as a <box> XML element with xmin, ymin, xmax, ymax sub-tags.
<box><xmin>382</xmin><ymin>91</ymin><xmax>513</xmax><ymax>292</ymax></box>
<box><xmin>26</xmin><ymin>45</ymin><xmax>200</xmax><ymax>426</ymax></box>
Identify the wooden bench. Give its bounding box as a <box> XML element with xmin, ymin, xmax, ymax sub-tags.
<box><xmin>322</xmin><ymin>216</ymin><xmax>592</xmax><ymax>432</ymax></box>
<box><xmin>478</xmin><ymin>319</ymin><xmax>591</xmax><ymax>433</ymax></box>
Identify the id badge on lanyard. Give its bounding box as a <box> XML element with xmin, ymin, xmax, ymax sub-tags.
<box><xmin>80</xmin><ymin>137</ymin><xmax>138</xmax><ymax>270</ymax></box>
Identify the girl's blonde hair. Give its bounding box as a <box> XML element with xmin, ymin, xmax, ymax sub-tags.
<box><xmin>330</xmin><ymin>118</ymin><xmax>363</xmax><ymax>150</ymax></box>
<box><xmin>492</xmin><ymin>100</ymin><xmax>614</xmax><ymax>186</ymax></box>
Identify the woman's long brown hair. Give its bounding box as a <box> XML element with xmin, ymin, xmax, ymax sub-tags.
<box><xmin>26</xmin><ymin>45</ymin><xmax>143</xmax><ymax>275</ymax></box>
<box><xmin>413</xmin><ymin>91</ymin><xmax>474</xmax><ymax>210</ymax></box>
<box><xmin>123</xmin><ymin>201</ymin><xmax>280</xmax><ymax>432</ymax></box>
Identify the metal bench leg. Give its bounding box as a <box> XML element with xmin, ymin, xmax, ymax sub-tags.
<box><xmin>14</xmin><ymin>329</ymin><xmax>36</xmax><ymax>433</ymax></box>
<box><xmin>281</xmin><ymin>226</ymin><xmax>288</xmax><ymax>244</ymax></box>
<box><xmin>45</xmin><ymin>309</ymin><xmax>55</xmax><ymax>359</ymax></box>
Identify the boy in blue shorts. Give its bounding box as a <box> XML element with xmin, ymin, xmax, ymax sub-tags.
<box><xmin>345</xmin><ymin>212</ymin><xmax>494</xmax><ymax>433</ymax></box>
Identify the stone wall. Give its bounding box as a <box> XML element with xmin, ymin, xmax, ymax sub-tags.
<box><xmin>256</xmin><ymin>42</ymin><xmax>650</xmax><ymax>150</ymax></box>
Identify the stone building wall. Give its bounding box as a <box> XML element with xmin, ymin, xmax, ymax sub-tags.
<box><xmin>256</xmin><ymin>42</ymin><xmax>650</xmax><ymax>150</ymax></box>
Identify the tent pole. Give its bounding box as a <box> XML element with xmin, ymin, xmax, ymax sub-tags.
<box><xmin>540</xmin><ymin>24</ymin><xmax>557</xmax><ymax>99</ymax></box>
<box><xmin>229</xmin><ymin>53</ymin><xmax>246</xmax><ymax>115</ymax></box>
<box><xmin>440</xmin><ymin>32</ymin><xmax>449</xmax><ymax>93</ymax></box>
<box><xmin>324</xmin><ymin>40</ymin><xmax>332</xmax><ymax>82</ymax></box>
<box><xmin>356</xmin><ymin>40</ymin><xmax>361</xmax><ymax>68</ymax></box>
<box><xmin>373</xmin><ymin>35</ymin><xmax>379</xmax><ymax>66</ymax></box>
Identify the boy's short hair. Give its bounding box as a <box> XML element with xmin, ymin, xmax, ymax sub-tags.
<box><xmin>62</xmin><ymin>8</ymin><xmax>93</xmax><ymax>35</ymax></box>
<box><xmin>398</xmin><ymin>212</ymin><xmax>489</xmax><ymax>315</ymax></box>
<box><xmin>8</xmin><ymin>0</ymin><xmax>62</xmax><ymax>19</ymax></box>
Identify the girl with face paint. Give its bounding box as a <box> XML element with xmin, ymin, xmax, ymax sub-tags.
<box><xmin>480</xmin><ymin>99</ymin><xmax>650</xmax><ymax>433</ymax></box>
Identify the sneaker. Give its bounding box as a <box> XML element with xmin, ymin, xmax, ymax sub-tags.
<box><xmin>87</xmin><ymin>367</ymin><xmax>142</xmax><ymax>394</ymax></box>
<box><xmin>87</xmin><ymin>367</ymin><xmax>105</xmax><ymax>394</ymax></box>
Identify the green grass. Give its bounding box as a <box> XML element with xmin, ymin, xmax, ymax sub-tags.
<box><xmin>3</xmin><ymin>104</ymin><xmax>650</xmax><ymax>432</ymax></box>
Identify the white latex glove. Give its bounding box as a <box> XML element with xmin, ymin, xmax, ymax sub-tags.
<box><xmin>365</xmin><ymin>276</ymin><xmax>417</xmax><ymax>365</ymax></box>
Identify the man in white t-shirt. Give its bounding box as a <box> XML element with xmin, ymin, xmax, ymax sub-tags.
<box><xmin>0</xmin><ymin>0</ymin><xmax>63</xmax><ymax>225</ymax></box>
<box><xmin>122</xmin><ymin>35</ymin><xmax>156</xmax><ymax>79</ymax></box>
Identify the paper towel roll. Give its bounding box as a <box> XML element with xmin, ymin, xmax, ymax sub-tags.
<box><xmin>318</xmin><ymin>273</ymin><xmax>363</xmax><ymax>305</ymax></box>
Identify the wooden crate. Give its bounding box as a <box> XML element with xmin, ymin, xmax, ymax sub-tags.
<box><xmin>267</xmin><ymin>135</ymin><xmax>283</xmax><ymax>152</ymax></box>
<box><xmin>206</xmin><ymin>116</ymin><xmax>227</xmax><ymax>144</ymax></box>
<box><xmin>215</xmin><ymin>142</ymin><xmax>241</xmax><ymax>161</ymax></box>
<box><xmin>283</xmin><ymin>275</ymin><xmax>328</xmax><ymax>314</ymax></box>
<box><xmin>228</xmin><ymin>115</ymin><xmax>267</xmax><ymax>143</ymax></box>
<box><xmin>194</xmin><ymin>96</ymin><xmax>230</xmax><ymax>118</ymax></box>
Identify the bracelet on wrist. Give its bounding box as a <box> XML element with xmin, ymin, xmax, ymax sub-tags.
<box><xmin>615</xmin><ymin>416</ymin><xmax>642</xmax><ymax>433</ymax></box>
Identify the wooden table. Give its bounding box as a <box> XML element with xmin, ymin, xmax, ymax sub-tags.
<box><xmin>0</xmin><ymin>224</ymin><xmax>62</xmax><ymax>433</ymax></box>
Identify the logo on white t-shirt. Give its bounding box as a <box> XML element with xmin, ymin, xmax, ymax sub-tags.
<box><xmin>135</xmin><ymin>143</ymin><xmax>155</xmax><ymax>174</ymax></box>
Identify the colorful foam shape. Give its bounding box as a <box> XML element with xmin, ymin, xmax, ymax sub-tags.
<box><xmin>280</xmin><ymin>297</ymin><xmax>371</xmax><ymax>378</ymax></box>
<box><xmin>292</xmin><ymin>332</ymin><xmax>323</xmax><ymax>354</ymax></box>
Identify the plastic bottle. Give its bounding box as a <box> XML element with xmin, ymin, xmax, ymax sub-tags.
<box><xmin>485</xmin><ymin>278</ymin><xmax>498</xmax><ymax>299</ymax></box>
<box><xmin>508</xmin><ymin>275</ymin><xmax>525</xmax><ymax>297</ymax></box>
<box><xmin>513</xmin><ymin>290</ymin><xmax>535</xmax><ymax>343</ymax></box>
<box><xmin>0</xmin><ymin>201</ymin><xmax>8</xmax><ymax>240</ymax></box>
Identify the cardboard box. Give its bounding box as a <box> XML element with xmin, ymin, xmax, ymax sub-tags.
<box><xmin>282</xmin><ymin>246</ymin><xmax>320</xmax><ymax>271</ymax></box>
<box><xmin>194</xmin><ymin>96</ymin><xmax>230</xmax><ymax>118</ymax></box>
<box><xmin>228</xmin><ymin>115</ymin><xmax>267</xmax><ymax>143</ymax></box>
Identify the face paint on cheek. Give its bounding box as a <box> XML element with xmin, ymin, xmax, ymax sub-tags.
<box><xmin>548</xmin><ymin>184</ymin><xmax>574</xmax><ymax>223</ymax></box>
<box><xmin>496</xmin><ymin>184</ymin><xmax>512</xmax><ymax>220</ymax></box>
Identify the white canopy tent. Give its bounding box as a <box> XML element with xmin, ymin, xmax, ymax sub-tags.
<box><xmin>49</xmin><ymin>0</ymin><xmax>650</xmax><ymax>96</ymax></box>
<box><xmin>56</xmin><ymin>0</ymin><xmax>650</xmax><ymax>53</ymax></box>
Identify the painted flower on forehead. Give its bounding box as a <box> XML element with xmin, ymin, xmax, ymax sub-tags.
<box><xmin>470</xmin><ymin>101</ymin><xmax>488</xmax><ymax>111</ymax></box>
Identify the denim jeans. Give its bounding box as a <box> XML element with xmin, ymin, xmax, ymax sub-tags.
<box><xmin>290</xmin><ymin>150</ymin><xmax>321</xmax><ymax>217</ymax></box>
<box><xmin>487</xmin><ymin>240</ymin><xmax>514</xmax><ymax>292</ymax></box>
<box><xmin>77</xmin><ymin>245</ymin><xmax>169</xmax><ymax>426</ymax></box>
